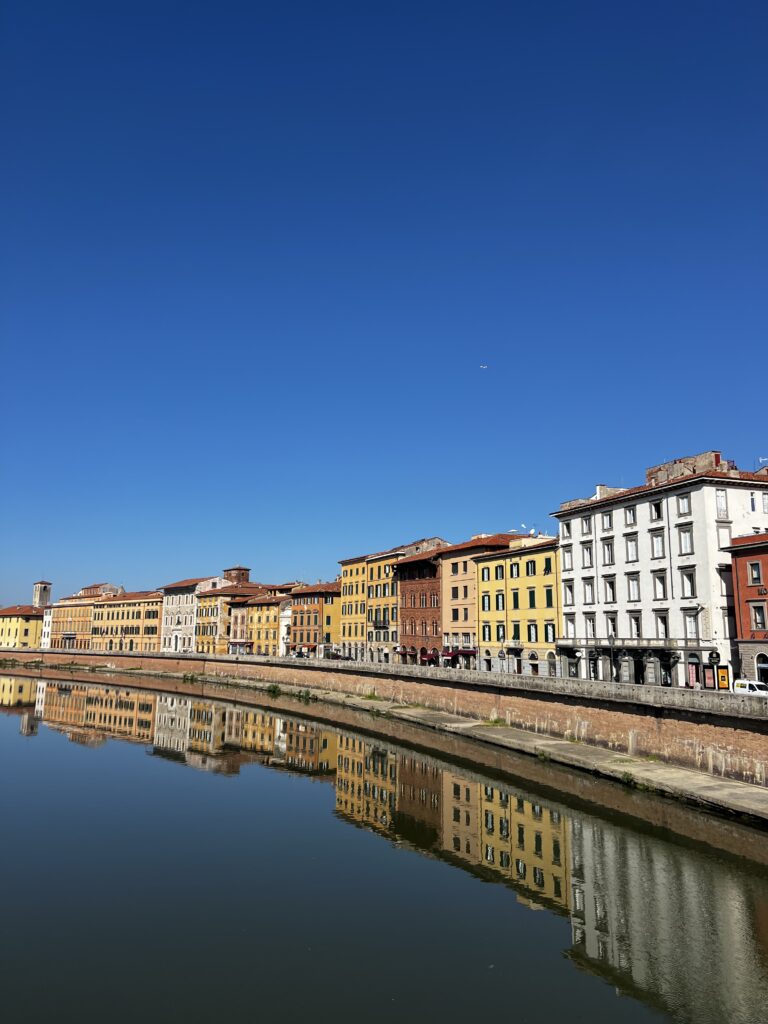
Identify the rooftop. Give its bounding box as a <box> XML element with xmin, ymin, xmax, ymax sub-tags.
<box><xmin>0</xmin><ymin>605</ymin><xmax>44</xmax><ymax>618</ymax></box>
<box><xmin>726</xmin><ymin>532</ymin><xmax>768</xmax><ymax>550</ymax></box>
<box><xmin>290</xmin><ymin>581</ymin><xmax>342</xmax><ymax>596</ymax></box>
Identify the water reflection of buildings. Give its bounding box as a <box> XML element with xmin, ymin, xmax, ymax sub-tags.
<box><xmin>22</xmin><ymin>677</ymin><xmax>768</xmax><ymax>1022</ymax></box>
<box><xmin>568</xmin><ymin>816</ymin><xmax>768</xmax><ymax>1023</ymax></box>
<box><xmin>0</xmin><ymin>676</ymin><xmax>38</xmax><ymax>707</ymax></box>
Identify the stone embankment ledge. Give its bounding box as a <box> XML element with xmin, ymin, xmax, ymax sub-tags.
<box><xmin>3</xmin><ymin>648</ymin><xmax>767</xmax><ymax>798</ymax></box>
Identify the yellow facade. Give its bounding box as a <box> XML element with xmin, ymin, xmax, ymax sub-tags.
<box><xmin>0</xmin><ymin>676</ymin><xmax>38</xmax><ymax>706</ymax></box>
<box><xmin>365</xmin><ymin>552</ymin><xmax>400</xmax><ymax>663</ymax></box>
<box><xmin>0</xmin><ymin>607</ymin><xmax>43</xmax><ymax>649</ymax></box>
<box><xmin>335</xmin><ymin>733</ymin><xmax>398</xmax><ymax>832</ymax></box>
<box><xmin>195</xmin><ymin>592</ymin><xmax>226</xmax><ymax>654</ymax></box>
<box><xmin>339</xmin><ymin>556</ymin><xmax>367</xmax><ymax>659</ymax></box>
<box><xmin>475</xmin><ymin>539</ymin><xmax>561</xmax><ymax>676</ymax></box>
<box><xmin>188</xmin><ymin>699</ymin><xmax>227</xmax><ymax>753</ymax></box>
<box><xmin>50</xmin><ymin>583</ymin><xmax>123</xmax><ymax>650</ymax></box>
<box><xmin>249</xmin><ymin>597</ymin><xmax>281</xmax><ymax>656</ymax></box>
<box><xmin>37</xmin><ymin>681</ymin><xmax>156</xmax><ymax>743</ymax></box>
<box><xmin>91</xmin><ymin>591</ymin><xmax>163</xmax><ymax>653</ymax></box>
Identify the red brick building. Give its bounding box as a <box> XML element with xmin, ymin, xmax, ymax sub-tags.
<box><xmin>394</xmin><ymin>548</ymin><xmax>446</xmax><ymax>665</ymax></box>
<box><xmin>727</xmin><ymin>533</ymin><xmax>768</xmax><ymax>683</ymax></box>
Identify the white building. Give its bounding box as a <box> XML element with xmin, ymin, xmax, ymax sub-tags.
<box><xmin>160</xmin><ymin>573</ymin><xmax>237</xmax><ymax>654</ymax></box>
<box><xmin>153</xmin><ymin>693</ymin><xmax>191</xmax><ymax>754</ymax></box>
<box><xmin>279</xmin><ymin>599</ymin><xmax>292</xmax><ymax>657</ymax></box>
<box><xmin>40</xmin><ymin>607</ymin><xmax>52</xmax><ymax>649</ymax></box>
<box><xmin>553</xmin><ymin>452</ymin><xmax>768</xmax><ymax>687</ymax></box>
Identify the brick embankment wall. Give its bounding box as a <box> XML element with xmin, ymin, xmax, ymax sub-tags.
<box><xmin>4</xmin><ymin>649</ymin><xmax>767</xmax><ymax>787</ymax></box>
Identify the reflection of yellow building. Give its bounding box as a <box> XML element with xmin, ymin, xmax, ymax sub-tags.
<box><xmin>188</xmin><ymin>700</ymin><xmax>227</xmax><ymax>753</ymax></box>
<box><xmin>37</xmin><ymin>681</ymin><xmax>156</xmax><ymax>744</ymax></box>
<box><xmin>475</xmin><ymin>538</ymin><xmax>561</xmax><ymax>676</ymax></box>
<box><xmin>284</xmin><ymin>719</ymin><xmax>338</xmax><ymax>772</ymax></box>
<box><xmin>0</xmin><ymin>676</ymin><xmax>38</xmax><ymax>706</ymax></box>
<box><xmin>239</xmin><ymin>709</ymin><xmax>279</xmax><ymax>754</ymax></box>
<box><xmin>0</xmin><ymin>606</ymin><xmax>44</xmax><ymax>649</ymax></box>
<box><xmin>442</xmin><ymin>773</ymin><xmax>570</xmax><ymax>911</ymax></box>
<box><xmin>339</xmin><ymin>555</ymin><xmax>367</xmax><ymax>660</ymax></box>
<box><xmin>91</xmin><ymin>591</ymin><xmax>163</xmax><ymax>653</ymax></box>
<box><xmin>335</xmin><ymin>734</ymin><xmax>398</xmax><ymax>832</ymax></box>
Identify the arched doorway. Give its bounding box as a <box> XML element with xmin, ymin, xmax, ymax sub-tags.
<box><xmin>529</xmin><ymin>652</ymin><xmax>539</xmax><ymax>676</ymax></box>
<box><xmin>547</xmin><ymin>652</ymin><xmax>557</xmax><ymax>677</ymax></box>
<box><xmin>756</xmin><ymin>654</ymin><xmax>768</xmax><ymax>684</ymax></box>
<box><xmin>483</xmin><ymin>649</ymin><xmax>492</xmax><ymax>672</ymax></box>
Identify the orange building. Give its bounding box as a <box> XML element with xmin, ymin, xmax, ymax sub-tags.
<box><xmin>50</xmin><ymin>583</ymin><xmax>124</xmax><ymax>650</ymax></box>
<box><xmin>288</xmin><ymin>581</ymin><xmax>341</xmax><ymax>657</ymax></box>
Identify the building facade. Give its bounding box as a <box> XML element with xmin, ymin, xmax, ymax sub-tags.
<box><xmin>0</xmin><ymin>605</ymin><xmax>44</xmax><ymax>649</ymax></box>
<box><xmin>437</xmin><ymin>534</ymin><xmax>524</xmax><ymax>669</ymax></box>
<box><xmin>49</xmin><ymin>583</ymin><xmax>124</xmax><ymax>650</ymax></box>
<box><xmin>161</xmin><ymin>568</ymin><xmax>252</xmax><ymax>654</ymax></box>
<box><xmin>91</xmin><ymin>591</ymin><xmax>163</xmax><ymax>652</ymax></box>
<box><xmin>339</xmin><ymin>554</ymin><xmax>368</xmax><ymax>660</ymax></box>
<box><xmin>288</xmin><ymin>582</ymin><xmax>341</xmax><ymax>657</ymax></box>
<box><xmin>726</xmin><ymin>532</ymin><xmax>768</xmax><ymax>683</ymax></box>
<box><xmin>394</xmin><ymin>549</ymin><xmax>447</xmax><ymax>665</ymax></box>
<box><xmin>553</xmin><ymin>452</ymin><xmax>768</xmax><ymax>687</ymax></box>
<box><xmin>474</xmin><ymin>537</ymin><xmax>561</xmax><ymax>675</ymax></box>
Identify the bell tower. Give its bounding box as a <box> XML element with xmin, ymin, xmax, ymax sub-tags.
<box><xmin>33</xmin><ymin>581</ymin><xmax>52</xmax><ymax>607</ymax></box>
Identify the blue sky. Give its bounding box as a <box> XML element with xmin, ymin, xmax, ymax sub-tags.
<box><xmin>1</xmin><ymin>1</ymin><xmax>766</xmax><ymax>603</ymax></box>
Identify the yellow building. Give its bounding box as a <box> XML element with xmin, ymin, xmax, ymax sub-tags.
<box><xmin>188</xmin><ymin>699</ymin><xmax>227</xmax><ymax>753</ymax></box>
<box><xmin>50</xmin><ymin>583</ymin><xmax>124</xmax><ymax>650</ymax></box>
<box><xmin>91</xmin><ymin>591</ymin><xmax>163</xmax><ymax>653</ymax></box>
<box><xmin>195</xmin><ymin>575</ymin><xmax>295</xmax><ymax>655</ymax></box>
<box><xmin>475</xmin><ymin>537</ymin><xmax>561</xmax><ymax>676</ymax></box>
<box><xmin>37</xmin><ymin>681</ymin><xmax>156</xmax><ymax>744</ymax></box>
<box><xmin>248</xmin><ymin>595</ymin><xmax>282</xmax><ymax>656</ymax></box>
<box><xmin>0</xmin><ymin>605</ymin><xmax>44</xmax><ymax>649</ymax></box>
<box><xmin>340</xmin><ymin>538</ymin><xmax>447</xmax><ymax>663</ymax></box>
<box><xmin>288</xmin><ymin>581</ymin><xmax>341</xmax><ymax>657</ymax></box>
<box><xmin>339</xmin><ymin>554</ymin><xmax>368</xmax><ymax>660</ymax></box>
<box><xmin>0</xmin><ymin>676</ymin><xmax>38</xmax><ymax>706</ymax></box>
<box><xmin>335</xmin><ymin>733</ymin><xmax>398</xmax><ymax>833</ymax></box>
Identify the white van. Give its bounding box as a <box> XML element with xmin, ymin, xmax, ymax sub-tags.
<box><xmin>732</xmin><ymin>679</ymin><xmax>768</xmax><ymax>696</ymax></box>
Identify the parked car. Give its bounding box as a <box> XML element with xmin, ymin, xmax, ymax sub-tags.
<box><xmin>732</xmin><ymin>679</ymin><xmax>768</xmax><ymax>696</ymax></box>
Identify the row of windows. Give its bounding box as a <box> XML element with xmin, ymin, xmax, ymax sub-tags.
<box><xmin>480</xmin><ymin>622</ymin><xmax>556</xmax><ymax>643</ymax></box>
<box><xmin>564</xmin><ymin>567</ymin><xmax>698</xmax><ymax>605</ymax></box>
<box><xmin>479</xmin><ymin>557</ymin><xmax>553</xmax><ymax>581</ymax></box>
<box><xmin>563</xmin><ymin>610</ymin><xmax>702</xmax><ymax>641</ymax></box>
<box><xmin>562</xmin><ymin>526</ymin><xmax>694</xmax><ymax>571</ymax></box>
<box><xmin>480</xmin><ymin>588</ymin><xmax>554</xmax><ymax>611</ymax></box>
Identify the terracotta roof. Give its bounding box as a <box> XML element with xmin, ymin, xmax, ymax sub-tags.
<box><xmin>433</xmin><ymin>533</ymin><xmax>527</xmax><ymax>558</ymax></box>
<box><xmin>725</xmin><ymin>532</ymin><xmax>768</xmax><ymax>550</ymax></box>
<box><xmin>553</xmin><ymin>470</ymin><xmax>768</xmax><ymax>517</ymax></box>
<box><xmin>474</xmin><ymin>536</ymin><xmax>559</xmax><ymax>562</ymax></box>
<box><xmin>161</xmin><ymin>576</ymin><xmax>212</xmax><ymax>590</ymax></box>
<box><xmin>94</xmin><ymin>590</ymin><xmax>163</xmax><ymax>603</ymax></box>
<box><xmin>290</xmin><ymin>581</ymin><xmax>341</xmax><ymax>596</ymax></box>
<box><xmin>245</xmin><ymin>594</ymin><xmax>285</xmax><ymax>607</ymax></box>
<box><xmin>0</xmin><ymin>605</ymin><xmax>44</xmax><ymax>618</ymax></box>
<box><xmin>339</xmin><ymin>537</ymin><xmax>447</xmax><ymax>565</ymax></box>
<box><xmin>197</xmin><ymin>583</ymin><xmax>270</xmax><ymax>598</ymax></box>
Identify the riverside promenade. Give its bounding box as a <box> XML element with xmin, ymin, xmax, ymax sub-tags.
<box><xmin>4</xmin><ymin>647</ymin><xmax>768</xmax><ymax>823</ymax></box>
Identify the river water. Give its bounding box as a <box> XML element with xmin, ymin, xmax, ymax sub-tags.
<box><xmin>1</xmin><ymin>673</ymin><xmax>767</xmax><ymax>1024</ymax></box>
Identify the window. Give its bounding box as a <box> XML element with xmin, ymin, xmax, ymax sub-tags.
<box><xmin>626</xmin><ymin>535</ymin><xmax>638</xmax><ymax>562</ymax></box>
<box><xmin>715</xmin><ymin>488</ymin><xmax>728</xmax><ymax>519</ymax></box>
<box><xmin>583</xmin><ymin>579</ymin><xmax>595</xmax><ymax>604</ymax></box>
<box><xmin>628</xmin><ymin>613</ymin><xmax>641</xmax><ymax>639</ymax></box>
<box><xmin>451</xmin><ymin>562</ymin><xmax>459</xmax><ymax>575</ymax></box>
<box><xmin>481</xmin><ymin>567</ymin><xmax>490</xmax><ymax>582</ymax></box>
<box><xmin>653</xmin><ymin>572</ymin><xmax>667</xmax><ymax>600</ymax></box>
<box><xmin>581</xmin><ymin>516</ymin><xmax>592</xmax><ymax>535</ymax></box>
<box><xmin>495</xmin><ymin>593</ymin><xmax>505</xmax><ymax>611</ymax></box>
<box><xmin>604</xmin><ymin>577</ymin><xmax>616</xmax><ymax>603</ymax></box>
<box><xmin>752</xmin><ymin>605</ymin><xmax>767</xmax><ymax>630</ymax></box>
<box><xmin>748</xmin><ymin>562</ymin><xmax>763</xmax><ymax>585</ymax></box>
<box><xmin>584</xmin><ymin>614</ymin><xmax>595</xmax><ymax>639</ymax></box>
<box><xmin>451</xmin><ymin>608</ymin><xmax>459</xmax><ymax>622</ymax></box>
<box><xmin>764</xmin><ymin>493</ymin><xmax>768</xmax><ymax>514</ymax></box>
<box><xmin>496</xmin><ymin>623</ymin><xmax>505</xmax><ymax>642</ymax></box>
<box><xmin>679</xmin><ymin>527</ymin><xmax>694</xmax><ymax>555</ymax></box>
<box><xmin>451</xmin><ymin>586</ymin><xmax>459</xmax><ymax>599</ymax></box>
<box><xmin>625</xmin><ymin>506</ymin><xmax>636</xmax><ymax>526</ymax></box>
<box><xmin>481</xmin><ymin>594</ymin><xmax>490</xmax><ymax>612</ymax></box>
<box><xmin>562</xmin><ymin>521</ymin><xmax>572</xmax><ymax>539</ymax></box>
<box><xmin>562</xmin><ymin>548</ymin><xmax>572</xmax><ymax>572</ymax></box>
<box><xmin>543</xmin><ymin>557</ymin><xmax>552</xmax><ymax>575</ymax></box>
<box><xmin>512</xmin><ymin>590</ymin><xmax>519</xmax><ymax>610</ymax></box>
<box><xmin>602</xmin><ymin>539</ymin><xmax>614</xmax><ymax>565</ymax></box>
<box><xmin>564</xmin><ymin>614</ymin><xmax>576</xmax><ymax>639</ymax></box>
<box><xmin>526</xmin><ymin>560</ymin><xmax>536</xmax><ymax>576</ymax></box>
<box><xmin>650</xmin><ymin>532</ymin><xmax>665</xmax><ymax>558</ymax></box>
<box><xmin>677</xmin><ymin>493</ymin><xmax>691</xmax><ymax>516</ymax></box>
<box><xmin>527</xmin><ymin>623</ymin><xmax>538</xmax><ymax>643</ymax></box>
<box><xmin>581</xmin><ymin>543</ymin><xmax>593</xmax><ymax>569</ymax></box>
<box><xmin>544</xmin><ymin>622</ymin><xmax>555</xmax><ymax>643</ymax></box>
<box><xmin>602</xmin><ymin>512</ymin><xmax>613</xmax><ymax>531</ymax></box>
<box><xmin>605</xmin><ymin>613</ymin><xmax>617</xmax><ymax>638</ymax></box>
<box><xmin>627</xmin><ymin>575</ymin><xmax>640</xmax><ymax>602</ymax></box>
<box><xmin>684</xmin><ymin>611</ymin><xmax>698</xmax><ymax>639</ymax></box>
<box><xmin>495</xmin><ymin>565</ymin><xmax>504</xmax><ymax>580</ymax></box>
<box><xmin>750</xmin><ymin>492</ymin><xmax>757</xmax><ymax>512</ymax></box>
<box><xmin>482</xmin><ymin>624</ymin><xmax>491</xmax><ymax>642</ymax></box>
<box><xmin>545</xmin><ymin>587</ymin><xmax>553</xmax><ymax>608</ymax></box>
<box><xmin>655</xmin><ymin>612</ymin><xmax>668</xmax><ymax>639</ymax></box>
<box><xmin>563</xmin><ymin>582</ymin><xmax>574</xmax><ymax>606</ymax></box>
<box><xmin>650</xmin><ymin>500</ymin><xmax>663</xmax><ymax>521</ymax></box>
<box><xmin>511</xmin><ymin>622</ymin><xmax>520</xmax><ymax>641</ymax></box>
